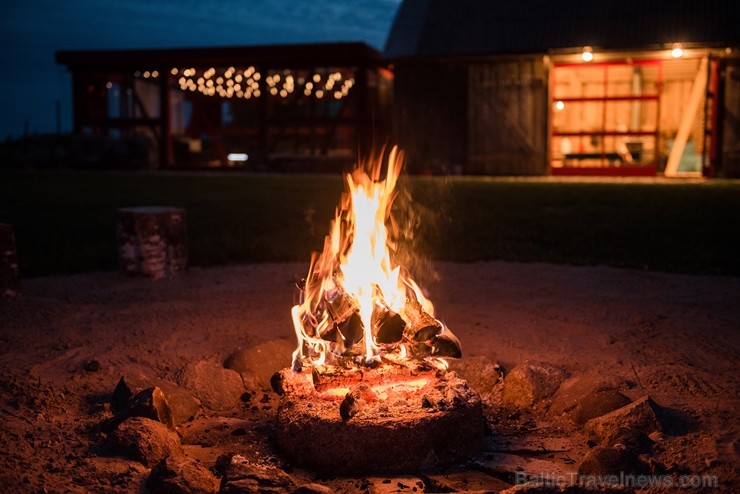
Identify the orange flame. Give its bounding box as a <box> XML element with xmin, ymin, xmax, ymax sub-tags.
<box><xmin>291</xmin><ymin>147</ymin><xmax>442</xmax><ymax>371</ymax></box>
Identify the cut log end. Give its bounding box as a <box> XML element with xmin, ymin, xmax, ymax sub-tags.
<box><xmin>116</xmin><ymin>207</ymin><xmax>188</xmax><ymax>280</ymax></box>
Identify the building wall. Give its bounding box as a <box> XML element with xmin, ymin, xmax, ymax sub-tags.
<box><xmin>393</xmin><ymin>57</ymin><xmax>548</xmax><ymax>175</ymax></box>
<box><xmin>392</xmin><ymin>62</ymin><xmax>468</xmax><ymax>174</ymax></box>
<box><xmin>467</xmin><ymin>57</ymin><xmax>548</xmax><ymax>175</ymax></box>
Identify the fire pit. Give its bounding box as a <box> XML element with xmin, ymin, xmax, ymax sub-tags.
<box><xmin>270</xmin><ymin>147</ymin><xmax>484</xmax><ymax>474</ymax></box>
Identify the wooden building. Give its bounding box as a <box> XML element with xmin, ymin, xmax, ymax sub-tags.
<box><xmin>56</xmin><ymin>42</ymin><xmax>392</xmax><ymax>171</ymax></box>
<box><xmin>385</xmin><ymin>0</ymin><xmax>740</xmax><ymax>177</ymax></box>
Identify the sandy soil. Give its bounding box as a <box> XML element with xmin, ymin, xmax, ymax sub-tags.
<box><xmin>0</xmin><ymin>261</ymin><xmax>738</xmax><ymax>492</ymax></box>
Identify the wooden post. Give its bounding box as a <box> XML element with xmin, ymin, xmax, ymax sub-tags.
<box><xmin>116</xmin><ymin>207</ymin><xmax>187</xmax><ymax>280</ymax></box>
<box><xmin>159</xmin><ymin>72</ymin><xmax>173</xmax><ymax>168</ymax></box>
<box><xmin>665</xmin><ymin>57</ymin><xmax>708</xmax><ymax>177</ymax></box>
<box><xmin>0</xmin><ymin>224</ymin><xmax>21</xmax><ymax>298</ymax></box>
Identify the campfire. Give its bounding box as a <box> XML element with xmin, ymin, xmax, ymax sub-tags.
<box><xmin>271</xmin><ymin>147</ymin><xmax>483</xmax><ymax>474</ymax></box>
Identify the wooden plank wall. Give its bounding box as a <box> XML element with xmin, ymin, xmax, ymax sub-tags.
<box><xmin>392</xmin><ymin>62</ymin><xmax>468</xmax><ymax>174</ymax></box>
<box><xmin>467</xmin><ymin>58</ymin><xmax>548</xmax><ymax>175</ymax></box>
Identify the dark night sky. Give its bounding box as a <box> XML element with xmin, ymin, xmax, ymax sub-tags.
<box><xmin>0</xmin><ymin>0</ymin><xmax>401</xmax><ymax>139</ymax></box>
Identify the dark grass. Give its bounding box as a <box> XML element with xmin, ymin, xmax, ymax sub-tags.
<box><xmin>0</xmin><ymin>170</ymin><xmax>738</xmax><ymax>277</ymax></box>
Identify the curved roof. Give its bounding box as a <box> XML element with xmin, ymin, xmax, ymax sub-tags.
<box><xmin>384</xmin><ymin>0</ymin><xmax>740</xmax><ymax>59</ymax></box>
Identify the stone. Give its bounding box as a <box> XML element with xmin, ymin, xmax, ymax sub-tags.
<box><xmin>448</xmin><ymin>355</ymin><xmax>504</xmax><ymax>395</ymax></box>
<box><xmin>584</xmin><ymin>396</ymin><xmax>662</xmax><ymax>443</ymax></box>
<box><xmin>549</xmin><ymin>374</ymin><xmax>624</xmax><ymax>417</ymax></box>
<box><xmin>111</xmin><ymin>376</ymin><xmax>199</xmax><ymax>425</ymax></box>
<box><xmin>600</xmin><ymin>427</ymin><xmax>654</xmax><ymax>453</ymax></box>
<box><xmin>570</xmin><ymin>391</ymin><xmax>632</xmax><ymax>425</ymax></box>
<box><xmin>502</xmin><ymin>361</ymin><xmax>568</xmax><ymax>408</ymax></box>
<box><xmin>160</xmin><ymin>383</ymin><xmax>201</xmax><ymax>425</ymax></box>
<box><xmin>102</xmin><ymin>386</ymin><xmax>174</xmax><ymax>432</ymax></box>
<box><xmin>219</xmin><ymin>454</ymin><xmax>294</xmax><ymax>494</ymax></box>
<box><xmin>292</xmin><ymin>483</ymin><xmax>334</xmax><ymax>494</ymax></box>
<box><xmin>146</xmin><ymin>454</ymin><xmax>219</xmax><ymax>494</ymax></box>
<box><xmin>577</xmin><ymin>446</ymin><xmax>646</xmax><ymax>476</ymax></box>
<box><xmin>107</xmin><ymin>417</ymin><xmax>183</xmax><ymax>467</ymax></box>
<box><xmin>83</xmin><ymin>359</ymin><xmax>102</xmax><ymax>372</ymax></box>
<box><xmin>112</xmin><ymin>376</ymin><xmax>135</xmax><ymax>412</ymax></box>
<box><xmin>224</xmin><ymin>339</ymin><xmax>296</xmax><ymax>387</ymax></box>
<box><xmin>176</xmin><ymin>361</ymin><xmax>245</xmax><ymax>411</ymax></box>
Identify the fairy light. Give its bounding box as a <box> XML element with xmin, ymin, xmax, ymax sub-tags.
<box><xmin>168</xmin><ymin>67</ymin><xmax>355</xmax><ymax>101</ymax></box>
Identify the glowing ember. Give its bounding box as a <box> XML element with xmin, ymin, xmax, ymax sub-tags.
<box><xmin>290</xmin><ymin>147</ymin><xmax>461</xmax><ymax>373</ymax></box>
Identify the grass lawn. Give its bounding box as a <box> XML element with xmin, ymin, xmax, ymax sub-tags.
<box><xmin>1</xmin><ymin>170</ymin><xmax>738</xmax><ymax>277</ymax></box>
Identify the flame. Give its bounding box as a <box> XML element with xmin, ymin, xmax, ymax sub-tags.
<box><xmin>291</xmin><ymin>147</ymin><xmax>442</xmax><ymax>371</ymax></box>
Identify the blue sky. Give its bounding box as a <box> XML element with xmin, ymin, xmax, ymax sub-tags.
<box><xmin>0</xmin><ymin>0</ymin><xmax>402</xmax><ymax>139</ymax></box>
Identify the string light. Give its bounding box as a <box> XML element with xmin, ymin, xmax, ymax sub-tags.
<box><xmin>167</xmin><ymin>67</ymin><xmax>355</xmax><ymax>101</ymax></box>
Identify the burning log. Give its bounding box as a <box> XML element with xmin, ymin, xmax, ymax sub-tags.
<box><xmin>373</xmin><ymin>307</ymin><xmax>406</xmax><ymax>343</ymax></box>
<box><xmin>273</xmin><ymin>148</ymin><xmax>480</xmax><ymax>474</ymax></box>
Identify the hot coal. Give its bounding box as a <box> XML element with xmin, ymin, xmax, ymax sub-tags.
<box><xmin>274</xmin><ymin>364</ymin><xmax>484</xmax><ymax>474</ymax></box>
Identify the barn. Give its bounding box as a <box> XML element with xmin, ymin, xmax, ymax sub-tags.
<box><xmin>384</xmin><ymin>0</ymin><xmax>740</xmax><ymax>177</ymax></box>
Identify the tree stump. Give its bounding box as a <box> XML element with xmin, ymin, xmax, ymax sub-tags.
<box><xmin>116</xmin><ymin>207</ymin><xmax>187</xmax><ymax>280</ymax></box>
<box><xmin>0</xmin><ymin>224</ymin><xmax>21</xmax><ymax>297</ymax></box>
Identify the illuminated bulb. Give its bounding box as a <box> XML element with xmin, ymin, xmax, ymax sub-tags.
<box><xmin>237</xmin><ymin>91</ymin><xmax>243</xmax><ymax>98</ymax></box>
<box><xmin>274</xmin><ymin>74</ymin><xmax>281</xmax><ymax>83</ymax></box>
<box><xmin>235</xmin><ymin>74</ymin><xmax>242</xmax><ymax>82</ymax></box>
<box><xmin>143</xmin><ymin>71</ymin><xmax>150</xmax><ymax>78</ymax></box>
<box><xmin>254</xmin><ymin>89</ymin><xmax>261</xmax><ymax>97</ymax></box>
<box><xmin>106</xmin><ymin>82</ymin><xmax>113</xmax><ymax>89</ymax></box>
<box><xmin>206</xmin><ymin>80</ymin><xmax>214</xmax><ymax>87</ymax></box>
<box><xmin>555</xmin><ymin>100</ymin><xmax>565</xmax><ymax>111</ymax></box>
<box><xmin>581</xmin><ymin>46</ymin><xmax>594</xmax><ymax>62</ymax></box>
<box><xmin>151</xmin><ymin>70</ymin><xmax>158</xmax><ymax>78</ymax></box>
<box><xmin>216</xmin><ymin>77</ymin><xmax>223</xmax><ymax>84</ymax></box>
<box><xmin>304</xmin><ymin>89</ymin><xmax>311</xmax><ymax>96</ymax></box>
<box><xmin>171</xmin><ymin>68</ymin><xmax>178</xmax><ymax>75</ymax></box>
<box><xmin>305</xmin><ymin>82</ymin><xmax>313</xmax><ymax>89</ymax></box>
<box><xmin>253</xmin><ymin>72</ymin><xmax>261</xmax><ymax>81</ymax></box>
<box><xmin>671</xmin><ymin>43</ymin><xmax>684</xmax><ymax>58</ymax></box>
<box><xmin>234</xmin><ymin>83</ymin><xmax>241</xmax><ymax>91</ymax></box>
<box><xmin>334</xmin><ymin>91</ymin><xmax>342</xmax><ymax>99</ymax></box>
<box><xmin>227</xmin><ymin>79</ymin><xmax>234</xmax><ymax>87</ymax></box>
<box><xmin>245</xmin><ymin>92</ymin><xmax>252</xmax><ymax>99</ymax></box>
<box><xmin>270</xmin><ymin>87</ymin><xmax>278</xmax><ymax>95</ymax></box>
<box><xmin>313</xmin><ymin>74</ymin><xmax>321</xmax><ymax>83</ymax></box>
<box><xmin>280</xmin><ymin>89</ymin><xmax>287</xmax><ymax>97</ymax></box>
<box><xmin>316</xmin><ymin>90</ymin><xmax>324</xmax><ymax>98</ymax></box>
<box><xmin>178</xmin><ymin>77</ymin><xmax>186</xmax><ymax>85</ymax></box>
<box><xmin>197</xmin><ymin>77</ymin><xmax>204</xmax><ymax>84</ymax></box>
